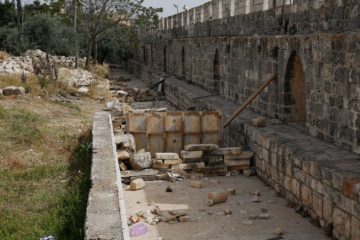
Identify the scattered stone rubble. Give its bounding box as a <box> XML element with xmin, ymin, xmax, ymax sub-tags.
<box><xmin>0</xmin><ymin>49</ymin><xmax>85</xmax><ymax>76</ymax></box>
<box><xmin>58</xmin><ymin>67</ymin><xmax>94</xmax><ymax>88</ymax></box>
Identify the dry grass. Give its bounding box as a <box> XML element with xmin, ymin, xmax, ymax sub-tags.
<box><xmin>0</xmin><ymin>74</ymin><xmax>78</xmax><ymax>97</ymax></box>
<box><xmin>0</xmin><ymin>51</ymin><xmax>10</xmax><ymax>62</ymax></box>
<box><xmin>90</xmin><ymin>63</ymin><xmax>109</xmax><ymax>80</ymax></box>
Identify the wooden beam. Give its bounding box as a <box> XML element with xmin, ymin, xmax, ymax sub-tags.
<box><xmin>223</xmin><ymin>75</ymin><xmax>277</xmax><ymax>128</ymax></box>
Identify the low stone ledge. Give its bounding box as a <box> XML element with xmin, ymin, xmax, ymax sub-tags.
<box><xmin>85</xmin><ymin>112</ymin><xmax>127</xmax><ymax>240</ymax></box>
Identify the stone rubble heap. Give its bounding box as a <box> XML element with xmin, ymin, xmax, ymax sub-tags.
<box><xmin>58</xmin><ymin>68</ymin><xmax>94</xmax><ymax>88</ymax></box>
<box><xmin>0</xmin><ymin>49</ymin><xmax>86</xmax><ymax>76</ymax></box>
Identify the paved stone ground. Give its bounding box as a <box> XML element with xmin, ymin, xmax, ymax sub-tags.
<box><xmin>124</xmin><ymin>175</ymin><xmax>330</xmax><ymax>240</ymax></box>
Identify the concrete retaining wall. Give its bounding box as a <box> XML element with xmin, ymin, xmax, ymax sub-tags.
<box><xmin>85</xmin><ymin>112</ymin><xmax>129</xmax><ymax>240</ymax></box>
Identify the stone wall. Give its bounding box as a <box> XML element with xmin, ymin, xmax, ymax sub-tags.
<box><xmin>132</xmin><ymin>0</ymin><xmax>360</xmax><ymax>239</ymax></box>
<box><xmin>138</xmin><ymin>33</ymin><xmax>360</xmax><ymax>154</ymax></box>
<box><xmin>131</xmin><ymin>69</ymin><xmax>360</xmax><ymax>240</ymax></box>
<box><xmin>158</xmin><ymin>0</ymin><xmax>360</xmax><ymax>38</ymax></box>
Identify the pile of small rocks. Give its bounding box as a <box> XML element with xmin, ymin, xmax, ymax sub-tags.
<box><xmin>0</xmin><ymin>49</ymin><xmax>86</xmax><ymax>76</ymax></box>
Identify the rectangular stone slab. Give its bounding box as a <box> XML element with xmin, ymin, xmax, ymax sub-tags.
<box><xmin>184</xmin><ymin>144</ymin><xmax>219</xmax><ymax>151</ymax></box>
<box><xmin>181</xmin><ymin>150</ymin><xmax>203</xmax><ymax>159</ymax></box>
<box><xmin>156</xmin><ymin>152</ymin><xmax>180</xmax><ymax>160</ymax></box>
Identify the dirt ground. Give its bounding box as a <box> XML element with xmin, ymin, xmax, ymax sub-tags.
<box><xmin>124</xmin><ymin>175</ymin><xmax>330</xmax><ymax>240</ymax></box>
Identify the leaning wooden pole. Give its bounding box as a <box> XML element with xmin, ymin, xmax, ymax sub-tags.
<box><xmin>223</xmin><ymin>75</ymin><xmax>277</xmax><ymax>128</ymax></box>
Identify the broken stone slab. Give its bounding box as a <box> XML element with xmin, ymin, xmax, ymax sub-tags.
<box><xmin>273</xmin><ymin>227</ymin><xmax>284</xmax><ymax>236</ymax></box>
<box><xmin>114</xmin><ymin>133</ymin><xmax>136</xmax><ymax>152</ymax></box>
<box><xmin>130</xmin><ymin>152</ymin><xmax>152</xmax><ymax>170</ymax></box>
<box><xmin>130</xmin><ymin>178</ymin><xmax>146</xmax><ymax>190</ymax></box>
<box><xmin>156</xmin><ymin>152</ymin><xmax>180</xmax><ymax>160</ymax></box>
<box><xmin>207</xmin><ymin>147</ymin><xmax>243</xmax><ymax>156</ymax></box>
<box><xmin>190</xmin><ymin>180</ymin><xmax>204</xmax><ymax>188</ymax></box>
<box><xmin>2</xmin><ymin>86</ymin><xmax>25</xmax><ymax>96</ymax></box>
<box><xmin>180</xmin><ymin>150</ymin><xmax>203</xmax><ymax>159</ymax></box>
<box><xmin>224</xmin><ymin>159</ymin><xmax>250</xmax><ymax>167</ymax></box>
<box><xmin>184</xmin><ymin>144</ymin><xmax>219</xmax><ymax>151</ymax></box>
<box><xmin>118</xmin><ymin>150</ymin><xmax>130</xmax><ymax>160</ymax></box>
<box><xmin>163</xmin><ymin>159</ymin><xmax>182</xmax><ymax>165</ymax></box>
<box><xmin>120</xmin><ymin>162</ymin><xmax>128</xmax><ymax>171</ymax></box>
<box><xmin>224</xmin><ymin>151</ymin><xmax>254</xmax><ymax>161</ymax></box>
<box><xmin>208</xmin><ymin>191</ymin><xmax>229</xmax><ymax>206</ymax></box>
<box><xmin>252</xmin><ymin>116</ymin><xmax>266</xmax><ymax>127</ymax></box>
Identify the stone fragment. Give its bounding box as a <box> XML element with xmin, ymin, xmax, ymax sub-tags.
<box><xmin>208</xmin><ymin>147</ymin><xmax>243</xmax><ymax>156</ymax></box>
<box><xmin>78</xmin><ymin>86</ymin><xmax>89</xmax><ymax>94</ymax></box>
<box><xmin>227</xmin><ymin>188</ymin><xmax>236</xmax><ymax>195</ymax></box>
<box><xmin>156</xmin><ymin>152</ymin><xmax>180</xmax><ymax>160</ymax></box>
<box><xmin>120</xmin><ymin>162</ymin><xmax>128</xmax><ymax>171</ymax></box>
<box><xmin>118</xmin><ymin>150</ymin><xmax>130</xmax><ymax>160</ymax></box>
<box><xmin>181</xmin><ymin>150</ymin><xmax>203</xmax><ymax>159</ymax></box>
<box><xmin>130</xmin><ymin>178</ymin><xmax>145</xmax><ymax>190</ymax></box>
<box><xmin>224</xmin><ymin>208</ymin><xmax>232</xmax><ymax>215</ymax></box>
<box><xmin>163</xmin><ymin>159</ymin><xmax>182</xmax><ymax>165</ymax></box>
<box><xmin>273</xmin><ymin>227</ymin><xmax>284</xmax><ymax>236</ymax></box>
<box><xmin>252</xmin><ymin>117</ymin><xmax>266</xmax><ymax>127</ymax></box>
<box><xmin>130</xmin><ymin>152</ymin><xmax>152</xmax><ymax>170</ymax></box>
<box><xmin>208</xmin><ymin>191</ymin><xmax>229</xmax><ymax>206</ymax></box>
<box><xmin>184</xmin><ymin>144</ymin><xmax>219</xmax><ymax>151</ymax></box>
<box><xmin>190</xmin><ymin>180</ymin><xmax>204</xmax><ymax>188</ymax></box>
<box><xmin>114</xmin><ymin>133</ymin><xmax>136</xmax><ymax>152</ymax></box>
<box><xmin>258</xmin><ymin>213</ymin><xmax>270</xmax><ymax>219</ymax></box>
<box><xmin>2</xmin><ymin>86</ymin><xmax>25</xmax><ymax>96</ymax></box>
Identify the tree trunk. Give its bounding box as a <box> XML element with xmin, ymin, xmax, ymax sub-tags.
<box><xmin>85</xmin><ymin>37</ymin><xmax>95</xmax><ymax>68</ymax></box>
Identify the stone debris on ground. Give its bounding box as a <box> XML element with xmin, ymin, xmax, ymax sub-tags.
<box><xmin>208</xmin><ymin>191</ymin><xmax>229</xmax><ymax>206</ymax></box>
<box><xmin>190</xmin><ymin>180</ymin><xmax>204</xmax><ymax>188</ymax></box>
<box><xmin>130</xmin><ymin>178</ymin><xmax>146</xmax><ymax>191</ymax></box>
<box><xmin>58</xmin><ymin>67</ymin><xmax>94</xmax><ymax>88</ymax></box>
<box><xmin>130</xmin><ymin>152</ymin><xmax>152</xmax><ymax>170</ymax></box>
<box><xmin>1</xmin><ymin>86</ymin><xmax>25</xmax><ymax>96</ymax></box>
<box><xmin>0</xmin><ymin>49</ymin><xmax>85</xmax><ymax>76</ymax></box>
<box><xmin>252</xmin><ymin>116</ymin><xmax>266</xmax><ymax>127</ymax></box>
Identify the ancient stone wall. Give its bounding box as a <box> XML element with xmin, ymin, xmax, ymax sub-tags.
<box><xmin>140</xmin><ymin>33</ymin><xmax>360</xmax><ymax>154</ymax></box>
<box><xmin>132</xmin><ymin>1</ymin><xmax>360</xmax><ymax>238</ymax></box>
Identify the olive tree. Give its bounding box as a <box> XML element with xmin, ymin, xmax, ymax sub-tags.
<box><xmin>78</xmin><ymin>0</ymin><xmax>161</xmax><ymax>67</ymax></box>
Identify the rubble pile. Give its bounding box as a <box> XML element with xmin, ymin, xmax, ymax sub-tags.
<box><xmin>57</xmin><ymin>68</ymin><xmax>94</xmax><ymax>88</ymax></box>
<box><xmin>0</xmin><ymin>49</ymin><xmax>85</xmax><ymax>76</ymax></box>
<box><xmin>111</xmin><ymin>83</ymin><xmax>159</xmax><ymax>103</ymax></box>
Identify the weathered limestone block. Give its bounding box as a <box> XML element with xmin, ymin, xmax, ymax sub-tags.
<box><xmin>351</xmin><ymin>217</ymin><xmax>360</xmax><ymax>240</ymax></box>
<box><xmin>184</xmin><ymin>144</ymin><xmax>219</xmax><ymax>151</ymax></box>
<box><xmin>117</xmin><ymin>150</ymin><xmax>130</xmax><ymax>160</ymax></box>
<box><xmin>322</xmin><ymin>197</ymin><xmax>333</xmax><ymax>224</ymax></box>
<box><xmin>207</xmin><ymin>147</ymin><xmax>243</xmax><ymax>156</ymax></box>
<box><xmin>130</xmin><ymin>178</ymin><xmax>146</xmax><ymax>190</ymax></box>
<box><xmin>114</xmin><ymin>133</ymin><xmax>136</xmax><ymax>152</ymax></box>
<box><xmin>130</xmin><ymin>152</ymin><xmax>152</xmax><ymax>170</ymax></box>
<box><xmin>155</xmin><ymin>152</ymin><xmax>180</xmax><ymax>160</ymax></box>
<box><xmin>181</xmin><ymin>150</ymin><xmax>203</xmax><ymax>159</ymax></box>
<box><xmin>333</xmin><ymin>207</ymin><xmax>351</xmax><ymax>239</ymax></box>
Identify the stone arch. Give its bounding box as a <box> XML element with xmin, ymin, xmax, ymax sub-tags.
<box><xmin>213</xmin><ymin>49</ymin><xmax>221</xmax><ymax>88</ymax></box>
<box><xmin>163</xmin><ymin>46</ymin><xmax>167</xmax><ymax>72</ymax></box>
<box><xmin>284</xmin><ymin>51</ymin><xmax>306</xmax><ymax>122</ymax></box>
<box><xmin>181</xmin><ymin>47</ymin><xmax>185</xmax><ymax>80</ymax></box>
